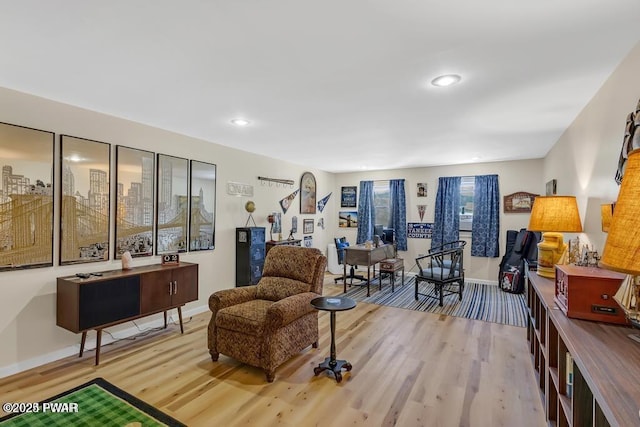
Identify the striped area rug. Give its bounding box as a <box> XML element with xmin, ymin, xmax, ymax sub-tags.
<box><xmin>331</xmin><ymin>275</ymin><xmax>528</xmax><ymax>327</ymax></box>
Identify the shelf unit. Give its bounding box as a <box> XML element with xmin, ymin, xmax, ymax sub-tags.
<box><xmin>527</xmin><ymin>269</ymin><xmax>640</xmax><ymax>426</ymax></box>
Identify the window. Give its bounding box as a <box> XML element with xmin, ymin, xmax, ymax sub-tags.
<box><xmin>460</xmin><ymin>176</ymin><xmax>474</xmax><ymax>231</ymax></box>
<box><xmin>373</xmin><ymin>180</ymin><xmax>390</xmax><ymax>226</ymax></box>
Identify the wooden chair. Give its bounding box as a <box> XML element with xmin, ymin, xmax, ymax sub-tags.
<box><xmin>414</xmin><ymin>240</ymin><xmax>466</xmax><ymax>306</ymax></box>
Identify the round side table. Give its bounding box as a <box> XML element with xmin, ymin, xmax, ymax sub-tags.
<box><xmin>310</xmin><ymin>296</ymin><xmax>357</xmax><ymax>383</ymax></box>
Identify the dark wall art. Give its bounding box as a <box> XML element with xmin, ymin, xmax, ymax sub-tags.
<box><xmin>60</xmin><ymin>135</ymin><xmax>110</xmax><ymax>265</ymax></box>
<box><xmin>115</xmin><ymin>146</ymin><xmax>155</xmax><ymax>258</ymax></box>
<box><xmin>341</xmin><ymin>186</ymin><xmax>357</xmax><ymax>207</ymax></box>
<box><xmin>0</xmin><ymin>122</ymin><xmax>55</xmax><ymax>270</ymax></box>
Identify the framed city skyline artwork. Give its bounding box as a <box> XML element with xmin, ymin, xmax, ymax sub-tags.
<box><xmin>115</xmin><ymin>146</ymin><xmax>155</xmax><ymax>259</ymax></box>
<box><xmin>156</xmin><ymin>154</ymin><xmax>189</xmax><ymax>254</ymax></box>
<box><xmin>0</xmin><ymin>122</ymin><xmax>55</xmax><ymax>271</ymax></box>
<box><xmin>339</xmin><ymin>211</ymin><xmax>358</xmax><ymax>228</ymax></box>
<box><xmin>189</xmin><ymin>160</ymin><xmax>216</xmax><ymax>251</ymax></box>
<box><xmin>60</xmin><ymin>135</ymin><xmax>110</xmax><ymax>265</ymax></box>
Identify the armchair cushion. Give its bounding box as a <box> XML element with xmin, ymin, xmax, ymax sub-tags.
<box><xmin>262</xmin><ymin>249</ymin><xmax>320</xmax><ymax>284</ymax></box>
<box><xmin>216</xmin><ymin>299</ymin><xmax>273</xmax><ymax>336</ymax></box>
<box><xmin>256</xmin><ymin>277</ymin><xmax>311</xmax><ymax>301</ymax></box>
<box><xmin>209</xmin><ymin>285</ymin><xmax>257</xmax><ymax>312</ymax></box>
<box><xmin>418</xmin><ymin>266</ymin><xmax>461</xmax><ymax>280</ymax></box>
<box><xmin>265</xmin><ymin>292</ymin><xmax>318</xmax><ymax>330</ymax></box>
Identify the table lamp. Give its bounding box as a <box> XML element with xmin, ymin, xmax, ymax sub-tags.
<box><xmin>528</xmin><ymin>196</ymin><xmax>583</xmax><ymax>278</ymax></box>
<box><xmin>601</xmin><ymin>148</ymin><xmax>640</xmax><ymax>341</ymax></box>
<box><xmin>601</xmin><ymin>203</ymin><xmax>615</xmax><ymax>232</ymax></box>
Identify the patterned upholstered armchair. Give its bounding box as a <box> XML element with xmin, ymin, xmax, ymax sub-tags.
<box><xmin>208</xmin><ymin>245</ymin><xmax>327</xmax><ymax>382</ymax></box>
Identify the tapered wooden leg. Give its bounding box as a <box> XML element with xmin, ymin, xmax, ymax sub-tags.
<box><xmin>79</xmin><ymin>331</ymin><xmax>87</xmax><ymax>358</ymax></box>
<box><xmin>178</xmin><ymin>306</ymin><xmax>184</xmax><ymax>334</ymax></box>
<box><xmin>164</xmin><ymin>311</ymin><xmax>168</xmax><ymax>329</ymax></box>
<box><xmin>95</xmin><ymin>329</ymin><xmax>102</xmax><ymax>366</ymax></box>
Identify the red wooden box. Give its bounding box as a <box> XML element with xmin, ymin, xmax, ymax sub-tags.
<box><xmin>554</xmin><ymin>264</ymin><xmax>628</xmax><ymax>324</ymax></box>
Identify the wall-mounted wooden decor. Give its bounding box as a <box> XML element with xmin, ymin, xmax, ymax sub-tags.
<box><xmin>60</xmin><ymin>135</ymin><xmax>110</xmax><ymax>265</ymax></box>
<box><xmin>503</xmin><ymin>192</ymin><xmax>538</xmax><ymax>213</ymax></box>
<box><xmin>0</xmin><ymin>122</ymin><xmax>55</xmax><ymax>270</ymax></box>
<box><xmin>115</xmin><ymin>146</ymin><xmax>155</xmax><ymax>259</ymax></box>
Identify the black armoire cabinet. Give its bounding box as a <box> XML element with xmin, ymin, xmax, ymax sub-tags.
<box><xmin>236</xmin><ymin>227</ymin><xmax>266</xmax><ymax>286</ymax></box>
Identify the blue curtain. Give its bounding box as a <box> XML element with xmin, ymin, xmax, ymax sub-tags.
<box><xmin>432</xmin><ymin>176</ymin><xmax>461</xmax><ymax>249</ymax></box>
<box><xmin>356</xmin><ymin>181</ymin><xmax>374</xmax><ymax>244</ymax></box>
<box><xmin>389</xmin><ymin>179</ymin><xmax>407</xmax><ymax>251</ymax></box>
<box><xmin>471</xmin><ymin>174</ymin><xmax>500</xmax><ymax>257</ymax></box>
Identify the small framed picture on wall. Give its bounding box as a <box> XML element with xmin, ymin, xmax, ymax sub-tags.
<box><xmin>303</xmin><ymin>219</ymin><xmax>314</xmax><ymax>234</ymax></box>
<box><xmin>341</xmin><ymin>186</ymin><xmax>357</xmax><ymax>207</ymax></box>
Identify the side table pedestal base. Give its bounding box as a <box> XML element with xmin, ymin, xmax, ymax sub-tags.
<box><xmin>314</xmin><ymin>357</ymin><xmax>352</xmax><ymax>383</ymax></box>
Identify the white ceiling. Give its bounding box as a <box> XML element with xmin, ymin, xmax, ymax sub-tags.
<box><xmin>1</xmin><ymin>1</ymin><xmax>640</xmax><ymax>173</ymax></box>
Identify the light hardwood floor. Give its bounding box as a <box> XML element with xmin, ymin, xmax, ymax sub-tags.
<box><xmin>0</xmin><ymin>279</ymin><xmax>546</xmax><ymax>426</ymax></box>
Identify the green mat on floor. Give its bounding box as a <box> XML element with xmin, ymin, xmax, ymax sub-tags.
<box><xmin>0</xmin><ymin>378</ymin><xmax>185</xmax><ymax>427</ymax></box>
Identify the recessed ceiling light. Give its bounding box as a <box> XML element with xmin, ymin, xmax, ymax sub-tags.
<box><xmin>431</xmin><ymin>74</ymin><xmax>462</xmax><ymax>87</ymax></box>
<box><xmin>230</xmin><ymin>118</ymin><xmax>250</xmax><ymax>126</ymax></box>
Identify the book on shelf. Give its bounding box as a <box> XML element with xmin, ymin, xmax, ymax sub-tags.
<box><xmin>566</xmin><ymin>352</ymin><xmax>573</xmax><ymax>398</ymax></box>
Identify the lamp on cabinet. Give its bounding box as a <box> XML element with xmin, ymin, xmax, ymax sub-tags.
<box><xmin>527</xmin><ymin>196</ymin><xmax>583</xmax><ymax>278</ymax></box>
<box><xmin>601</xmin><ymin>149</ymin><xmax>640</xmax><ymax>342</ymax></box>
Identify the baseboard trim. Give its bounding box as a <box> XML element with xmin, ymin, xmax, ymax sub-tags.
<box><xmin>0</xmin><ymin>304</ymin><xmax>209</xmax><ymax>379</ymax></box>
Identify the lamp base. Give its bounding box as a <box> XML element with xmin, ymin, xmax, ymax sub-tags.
<box><xmin>535</xmin><ymin>232</ymin><xmax>567</xmax><ymax>279</ymax></box>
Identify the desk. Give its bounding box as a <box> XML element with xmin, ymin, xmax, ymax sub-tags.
<box><xmin>311</xmin><ymin>296</ymin><xmax>357</xmax><ymax>383</ymax></box>
<box><xmin>344</xmin><ymin>244</ymin><xmax>394</xmax><ymax>296</ymax></box>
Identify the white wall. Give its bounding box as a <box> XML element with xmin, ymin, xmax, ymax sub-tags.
<box><xmin>0</xmin><ymin>87</ymin><xmax>335</xmax><ymax>376</ymax></box>
<box><xmin>332</xmin><ymin>159</ymin><xmax>543</xmax><ymax>283</ymax></box>
<box><xmin>543</xmin><ymin>41</ymin><xmax>640</xmax><ymax>255</ymax></box>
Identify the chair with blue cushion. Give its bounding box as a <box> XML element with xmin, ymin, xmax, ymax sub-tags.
<box><xmin>333</xmin><ymin>237</ymin><xmax>366</xmax><ymax>284</ymax></box>
<box><xmin>414</xmin><ymin>240</ymin><xmax>466</xmax><ymax>306</ymax></box>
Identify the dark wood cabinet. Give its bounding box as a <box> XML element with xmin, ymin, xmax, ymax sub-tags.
<box><xmin>57</xmin><ymin>262</ymin><xmax>198</xmax><ymax>365</ymax></box>
<box><xmin>527</xmin><ymin>269</ymin><xmax>640</xmax><ymax>426</ymax></box>
<box><xmin>140</xmin><ymin>263</ymin><xmax>198</xmax><ymax>313</ymax></box>
<box><xmin>236</xmin><ymin>227</ymin><xmax>265</xmax><ymax>286</ymax></box>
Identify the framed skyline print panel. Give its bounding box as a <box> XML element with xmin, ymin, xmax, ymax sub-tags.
<box><xmin>0</xmin><ymin>122</ymin><xmax>55</xmax><ymax>271</ymax></box>
<box><xmin>60</xmin><ymin>135</ymin><xmax>110</xmax><ymax>265</ymax></box>
<box><xmin>189</xmin><ymin>160</ymin><xmax>216</xmax><ymax>251</ymax></box>
<box><xmin>115</xmin><ymin>146</ymin><xmax>155</xmax><ymax>259</ymax></box>
<box><xmin>156</xmin><ymin>154</ymin><xmax>189</xmax><ymax>254</ymax></box>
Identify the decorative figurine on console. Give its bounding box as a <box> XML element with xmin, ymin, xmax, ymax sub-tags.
<box><xmin>121</xmin><ymin>251</ymin><xmax>133</xmax><ymax>270</ymax></box>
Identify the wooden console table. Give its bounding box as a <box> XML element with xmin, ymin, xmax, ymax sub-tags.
<box><xmin>527</xmin><ymin>269</ymin><xmax>640</xmax><ymax>426</ymax></box>
<box><xmin>266</xmin><ymin>239</ymin><xmax>301</xmax><ymax>255</ymax></box>
<box><xmin>57</xmin><ymin>262</ymin><xmax>198</xmax><ymax>365</ymax></box>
